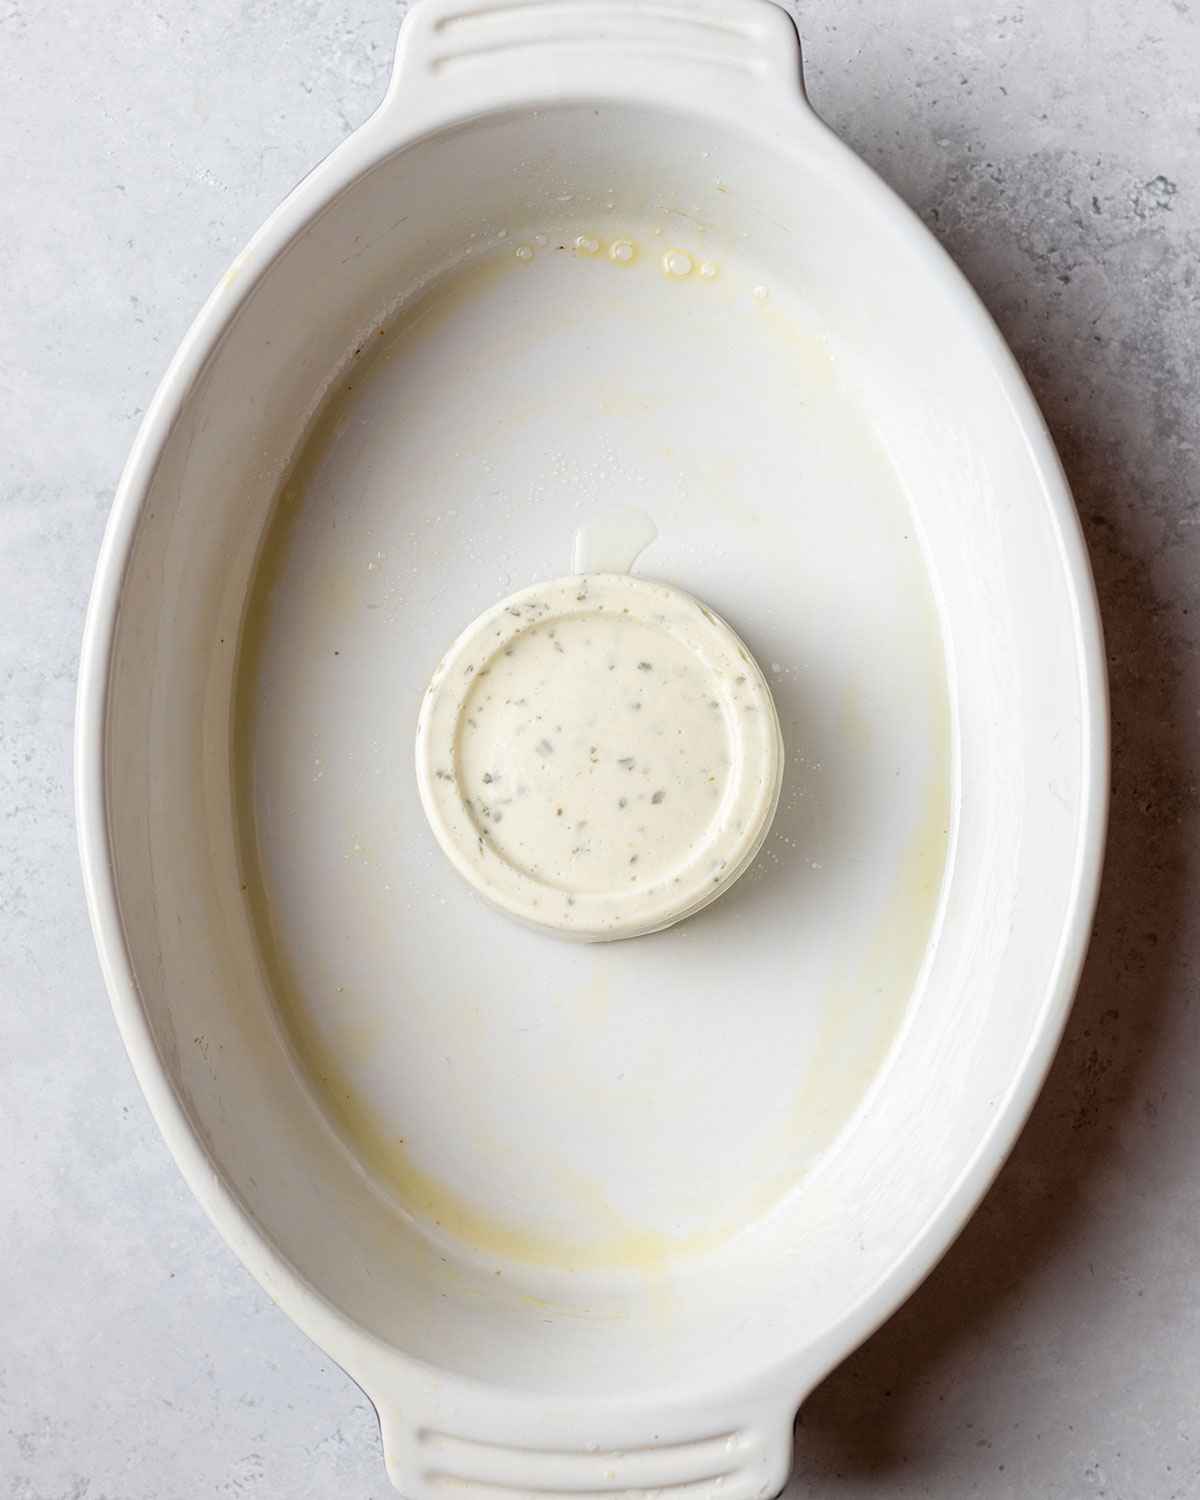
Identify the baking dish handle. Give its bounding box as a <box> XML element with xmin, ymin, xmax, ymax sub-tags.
<box><xmin>374</xmin><ymin>1395</ymin><xmax>798</xmax><ymax>1500</ymax></box>
<box><xmin>380</xmin><ymin>0</ymin><xmax>808</xmax><ymax>125</ymax></box>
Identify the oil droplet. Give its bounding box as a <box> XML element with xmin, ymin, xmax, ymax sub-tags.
<box><xmin>699</xmin><ymin>261</ymin><xmax>719</xmax><ymax>280</ymax></box>
<box><xmin>663</xmin><ymin>249</ymin><xmax>693</xmax><ymax>278</ymax></box>
<box><xmin>609</xmin><ymin>238</ymin><xmax>637</xmax><ymax>265</ymax></box>
<box><xmin>515</xmin><ymin>244</ymin><xmax>534</xmax><ymax>261</ymax></box>
<box><xmin>752</xmin><ymin>284</ymin><xmax>770</xmax><ymax>302</ymax></box>
<box><xmin>497</xmin><ymin>228</ymin><xmax>509</xmax><ymax>240</ymax></box>
<box><xmin>575</xmin><ymin>234</ymin><xmax>601</xmax><ymax>255</ymax></box>
<box><xmin>572</xmin><ymin>507</ymin><xmax>659</xmax><ymax>575</ymax></box>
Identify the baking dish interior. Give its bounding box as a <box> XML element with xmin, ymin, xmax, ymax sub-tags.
<box><xmin>101</xmin><ymin>100</ymin><xmax>1098</xmax><ymax>1399</ymax></box>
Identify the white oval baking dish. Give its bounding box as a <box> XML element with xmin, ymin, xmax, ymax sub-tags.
<box><xmin>76</xmin><ymin>1</ymin><xmax>1108</xmax><ymax>1494</ymax></box>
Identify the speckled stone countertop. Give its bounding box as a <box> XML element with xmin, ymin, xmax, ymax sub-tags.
<box><xmin>4</xmin><ymin>2</ymin><xmax>1198</xmax><ymax>1495</ymax></box>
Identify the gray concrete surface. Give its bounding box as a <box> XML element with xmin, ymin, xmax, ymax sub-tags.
<box><xmin>3</xmin><ymin>1</ymin><xmax>1198</xmax><ymax>1495</ymax></box>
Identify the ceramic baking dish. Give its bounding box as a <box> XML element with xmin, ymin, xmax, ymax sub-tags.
<box><xmin>77</xmin><ymin>0</ymin><xmax>1108</xmax><ymax>1493</ymax></box>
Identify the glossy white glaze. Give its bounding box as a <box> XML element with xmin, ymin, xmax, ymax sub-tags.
<box><xmin>76</xmin><ymin>0</ymin><xmax>1106</xmax><ymax>1493</ymax></box>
